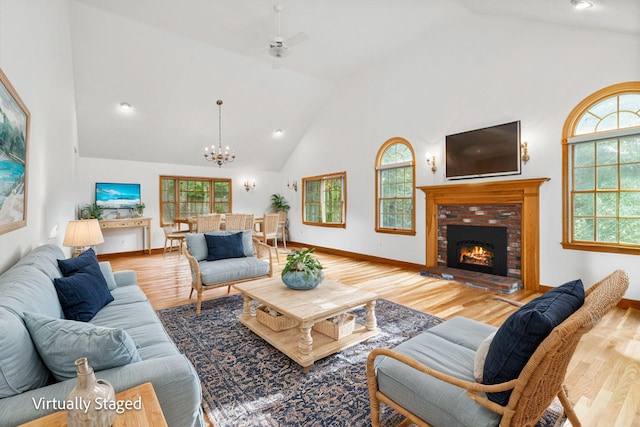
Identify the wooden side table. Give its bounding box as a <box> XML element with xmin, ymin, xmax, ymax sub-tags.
<box><xmin>98</xmin><ymin>217</ymin><xmax>152</xmax><ymax>254</ymax></box>
<box><xmin>19</xmin><ymin>382</ymin><xmax>167</xmax><ymax>427</ymax></box>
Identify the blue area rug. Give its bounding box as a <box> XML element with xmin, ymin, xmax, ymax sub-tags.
<box><xmin>157</xmin><ymin>295</ymin><xmax>565</xmax><ymax>426</ymax></box>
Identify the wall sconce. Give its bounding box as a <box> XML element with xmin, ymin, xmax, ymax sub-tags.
<box><xmin>426</xmin><ymin>156</ymin><xmax>437</xmax><ymax>174</ymax></box>
<box><xmin>287</xmin><ymin>180</ymin><xmax>298</xmax><ymax>192</ymax></box>
<box><xmin>243</xmin><ymin>180</ymin><xmax>256</xmax><ymax>192</ymax></box>
<box><xmin>521</xmin><ymin>142</ymin><xmax>530</xmax><ymax>163</ymax></box>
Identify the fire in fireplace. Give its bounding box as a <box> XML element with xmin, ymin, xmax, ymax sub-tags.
<box><xmin>459</xmin><ymin>244</ymin><xmax>494</xmax><ymax>268</ymax></box>
<box><xmin>447</xmin><ymin>225</ymin><xmax>508</xmax><ymax>277</ymax></box>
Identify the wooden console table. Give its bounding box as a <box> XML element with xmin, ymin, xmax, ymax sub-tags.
<box><xmin>19</xmin><ymin>382</ymin><xmax>167</xmax><ymax>427</ymax></box>
<box><xmin>99</xmin><ymin>217</ymin><xmax>152</xmax><ymax>254</ymax></box>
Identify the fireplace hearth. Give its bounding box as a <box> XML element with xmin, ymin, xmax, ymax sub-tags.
<box><xmin>447</xmin><ymin>225</ymin><xmax>508</xmax><ymax>277</ymax></box>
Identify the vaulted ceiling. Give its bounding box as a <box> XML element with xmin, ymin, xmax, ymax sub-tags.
<box><xmin>70</xmin><ymin>0</ymin><xmax>640</xmax><ymax>172</ymax></box>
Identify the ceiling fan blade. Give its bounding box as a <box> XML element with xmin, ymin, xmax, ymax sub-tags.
<box><xmin>284</xmin><ymin>32</ymin><xmax>309</xmax><ymax>47</ymax></box>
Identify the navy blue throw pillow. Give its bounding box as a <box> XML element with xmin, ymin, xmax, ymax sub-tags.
<box><xmin>53</xmin><ymin>262</ymin><xmax>114</xmax><ymax>322</ymax></box>
<box><xmin>204</xmin><ymin>233</ymin><xmax>245</xmax><ymax>261</ymax></box>
<box><xmin>57</xmin><ymin>248</ymin><xmax>98</xmax><ymax>276</ymax></box>
<box><xmin>483</xmin><ymin>279</ymin><xmax>585</xmax><ymax>406</ymax></box>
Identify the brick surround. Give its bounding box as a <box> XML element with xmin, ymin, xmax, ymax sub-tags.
<box><xmin>437</xmin><ymin>204</ymin><xmax>522</xmax><ymax>279</ymax></box>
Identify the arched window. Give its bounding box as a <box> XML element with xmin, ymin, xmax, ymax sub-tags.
<box><xmin>562</xmin><ymin>81</ymin><xmax>640</xmax><ymax>255</ymax></box>
<box><xmin>375</xmin><ymin>138</ymin><xmax>415</xmax><ymax>235</ymax></box>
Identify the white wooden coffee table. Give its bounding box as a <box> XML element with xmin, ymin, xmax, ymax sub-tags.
<box><xmin>235</xmin><ymin>277</ymin><xmax>379</xmax><ymax>371</ymax></box>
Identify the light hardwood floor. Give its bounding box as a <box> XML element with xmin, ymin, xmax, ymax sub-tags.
<box><xmin>107</xmin><ymin>247</ymin><xmax>640</xmax><ymax>426</ymax></box>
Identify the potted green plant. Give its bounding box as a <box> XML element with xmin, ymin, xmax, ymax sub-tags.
<box><xmin>270</xmin><ymin>193</ymin><xmax>290</xmax><ymax>213</ymax></box>
<box><xmin>81</xmin><ymin>203</ymin><xmax>104</xmax><ymax>220</ymax></box>
<box><xmin>135</xmin><ymin>203</ymin><xmax>145</xmax><ymax>216</ymax></box>
<box><xmin>281</xmin><ymin>248</ymin><xmax>324</xmax><ymax>290</ymax></box>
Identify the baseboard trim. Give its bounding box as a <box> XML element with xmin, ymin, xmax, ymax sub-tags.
<box><xmin>97</xmin><ymin>248</ymin><xmax>161</xmax><ymax>261</ymax></box>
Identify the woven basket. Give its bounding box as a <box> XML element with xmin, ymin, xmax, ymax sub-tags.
<box><xmin>313</xmin><ymin>313</ymin><xmax>356</xmax><ymax>340</ymax></box>
<box><xmin>256</xmin><ymin>305</ymin><xmax>299</xmax><ymax>331</ymax></box>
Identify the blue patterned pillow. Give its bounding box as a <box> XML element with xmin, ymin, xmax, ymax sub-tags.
<box><xmin>483</xmin><ymin>279</ymin><xmax>585</xmax><ymax>405</ymax></box>
<box><xmin>53</xmin><ymin>262</ymin><xmax>114</xmax><ymax>322</ymax></box>
<box><xmin>23</xmin><ymin>312</ymin><xmax>141</xmax><ymax>381</ymax></box>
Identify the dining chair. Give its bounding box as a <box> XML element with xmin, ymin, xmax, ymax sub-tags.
<box><xmin>162</xmin><ymin>225</ymin><xmax>185</xmax><ymax>257</ymax></box>
<box><xmin>253</xmin><ymin>213</ymin><xmax>280</xmax><ymax>262</ymax></box>
<box><xmin>224</xmin><ymin>213</ymin><xmax>248</xmax><ymax>231</ymax></box>
<box><xmin>196</xmin><ymin>214</ymin><xmax>222</xmax><ymax>233</ymax></box>
<box><xmin>277</xmin><ymin>211</ymin><xmax>287</xmax><ymax>250</ymax></box>
<box><xmin>244</xmin><ymin>214</ymin><xmax>255</xmax><ymax>231</ymax></box>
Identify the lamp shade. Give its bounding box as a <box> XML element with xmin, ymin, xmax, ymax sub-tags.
<box><xmin>63</xmin><ymin>219</ymin><xmax>104</xmax><ymax>247</ymax></box>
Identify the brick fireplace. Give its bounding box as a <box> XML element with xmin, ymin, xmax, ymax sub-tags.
<box><xmin>418</xmin><ymin>178</ymin><xmax>549</xmax><ymax>291</ymax></box>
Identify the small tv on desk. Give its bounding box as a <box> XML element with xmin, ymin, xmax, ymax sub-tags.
<box><xmin>95</xmin><ymin>182</ymin><xmax>141</xmax><ymax>209</ymax></box>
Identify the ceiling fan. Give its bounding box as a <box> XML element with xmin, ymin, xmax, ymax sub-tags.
<box><xmin>266</xmin><ymin>4</ymin><xmax>308</xmax><ymax>61</ymax></box>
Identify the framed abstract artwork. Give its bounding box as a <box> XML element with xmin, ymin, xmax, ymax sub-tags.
<box><xmin>0</xmin><ymin>68</ymin><xmax>30</xmax><ymax>235</ymax></box>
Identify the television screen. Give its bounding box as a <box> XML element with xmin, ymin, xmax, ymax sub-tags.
<box><xmin>95</xmin><ymin>182</ymin><xmax>141</xmax><ymax>209</ymax></box>
<box><xmin>445</xmin><ymin>121</ymin><xmax>521</xmax><ymax>180</ymax></box>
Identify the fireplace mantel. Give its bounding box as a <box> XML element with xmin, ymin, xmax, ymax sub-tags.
<box><xmin>418</xmin><ymin>178</ymin><xmax>550</xmax><ymax>290</ymax></box>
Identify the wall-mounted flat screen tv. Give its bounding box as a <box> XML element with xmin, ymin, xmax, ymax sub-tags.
<box><xmin>445</xmin><ymin>120</ymin><xmax>521</xmax><ymax>180</ymax></box>
<box><xmin>95</xmin><ymin>182</ymin><xmax>141</xmax><ymax>209</ymax></box>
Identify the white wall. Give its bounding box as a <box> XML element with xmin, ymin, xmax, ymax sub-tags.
<box><xmin>0</xmin><ymin>0</ymin><xmax>78</xmax><ymax>271</ymax></box>
<box><xmin>77</xmin><ymin>157</ymin><xmax>284</xmax><ymax>253</ymax></box>
<box><xmin>282</xmin><ymin>15</ymin><xmax>640</xmax><ymax>299</ymax></box>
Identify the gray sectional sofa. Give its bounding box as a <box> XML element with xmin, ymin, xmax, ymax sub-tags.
<box><xmin>0</xmin><ymin>244</ymin><xmax>203</xmax><ymax>426</ymax></box>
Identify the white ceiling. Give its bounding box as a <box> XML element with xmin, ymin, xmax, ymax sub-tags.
<box><xmin>69</xmin><ymin>0</ymin><xmax>640</xmax><ymax>172</ymax></box>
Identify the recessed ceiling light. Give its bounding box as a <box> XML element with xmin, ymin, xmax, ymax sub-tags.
<box><xmin>570</xmin><ymin>0</ymin><xmax>593</xmax><ymax>9</ymax></box>
<box><xmin>119</xmin><ymin>102</ymin><xmax>132</xmax><ymax>112</ymax></box>
<box><xmin>273</xmin><ymin>129</ymin><xmax>284</xmax><ymax>137</ymax></box>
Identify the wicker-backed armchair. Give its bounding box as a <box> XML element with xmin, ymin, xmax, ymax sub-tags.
<box><xmin>183</xmin><ymin>235</ymin><xmax>274</xmax><ymax>314</ymax></box>
<box><xmin>367</xmin><ymin>270</ymin><xmax>629</xmax><ymax>427</ymax></box>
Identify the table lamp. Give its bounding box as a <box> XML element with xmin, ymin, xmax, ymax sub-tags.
<box><xmin>63</xmin><ymin>219</ymin><xmax>104</xmax><ymax>257</ymax></box>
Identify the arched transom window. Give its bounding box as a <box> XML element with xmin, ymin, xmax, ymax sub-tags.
<box><xmin>562</xmin><ymin>81</ymin><xmax>640</xmax><ymax>255</ymax></box>
<box><xmin>375</xmin><ymin>138</ymin><xmax>415</xmax><ymax>235</ymax></box>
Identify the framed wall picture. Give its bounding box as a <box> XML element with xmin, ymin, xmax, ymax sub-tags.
<box><xmin>0</xmin><ymin>68</ymin><xmax>30</xmax><ymax>235</ymax></box>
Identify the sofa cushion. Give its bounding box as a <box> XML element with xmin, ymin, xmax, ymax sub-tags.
<box><xmin>375</xmin><ymin>318</ymin><xmax>500</xmax><ymax>427</ymax></box>
<box><xmin>11</xmin><ymin>245</ymin><xmax>65</xmax><ymax>281</ymax></box>
<box><xmin>0</xmin><ymin>266</ymin><xmax>63</xmax><ymax>319</ymax></box>
<box><xmin>483</xmin><ymin>279</ymin><xmax>585</xmax><ymax>405</ymax></box>
<box><xmin>0</xmin><ymin>309</ymin><xmax>50</xmax><ymax>398</ymax></box>
<box><xmin>199</xmin><ymin>257</ymin><xmax>270</xmax><ymax>286</ymax></box>
<box><xmin>185</xmin><ymin>233</ymin><xmax>208</xmax><ymax>261</ymax></box>
<box><xmin>98</xmin><ymin>262</ymin><xmax>118</xmax><ymax>291</ymax></box>
<box><xmin>205</xmin><ymin>233</ymin><xmax>245</xmax><ymax>261</ymax></box>
<box><xmin>53</xmin><ymin>262</ymin><xmax>114</xmax><ymax>322</ymax></box>
<box><xmin>24</xmin><ymin>311</ymin><xmax>141</xmax><ymax>381</ymax></box>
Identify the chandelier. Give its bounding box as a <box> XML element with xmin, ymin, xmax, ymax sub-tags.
<box><xmin>204</xmin><ymin>99</ymin><xmax>235</xmax><ymax>167</ymax></box>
